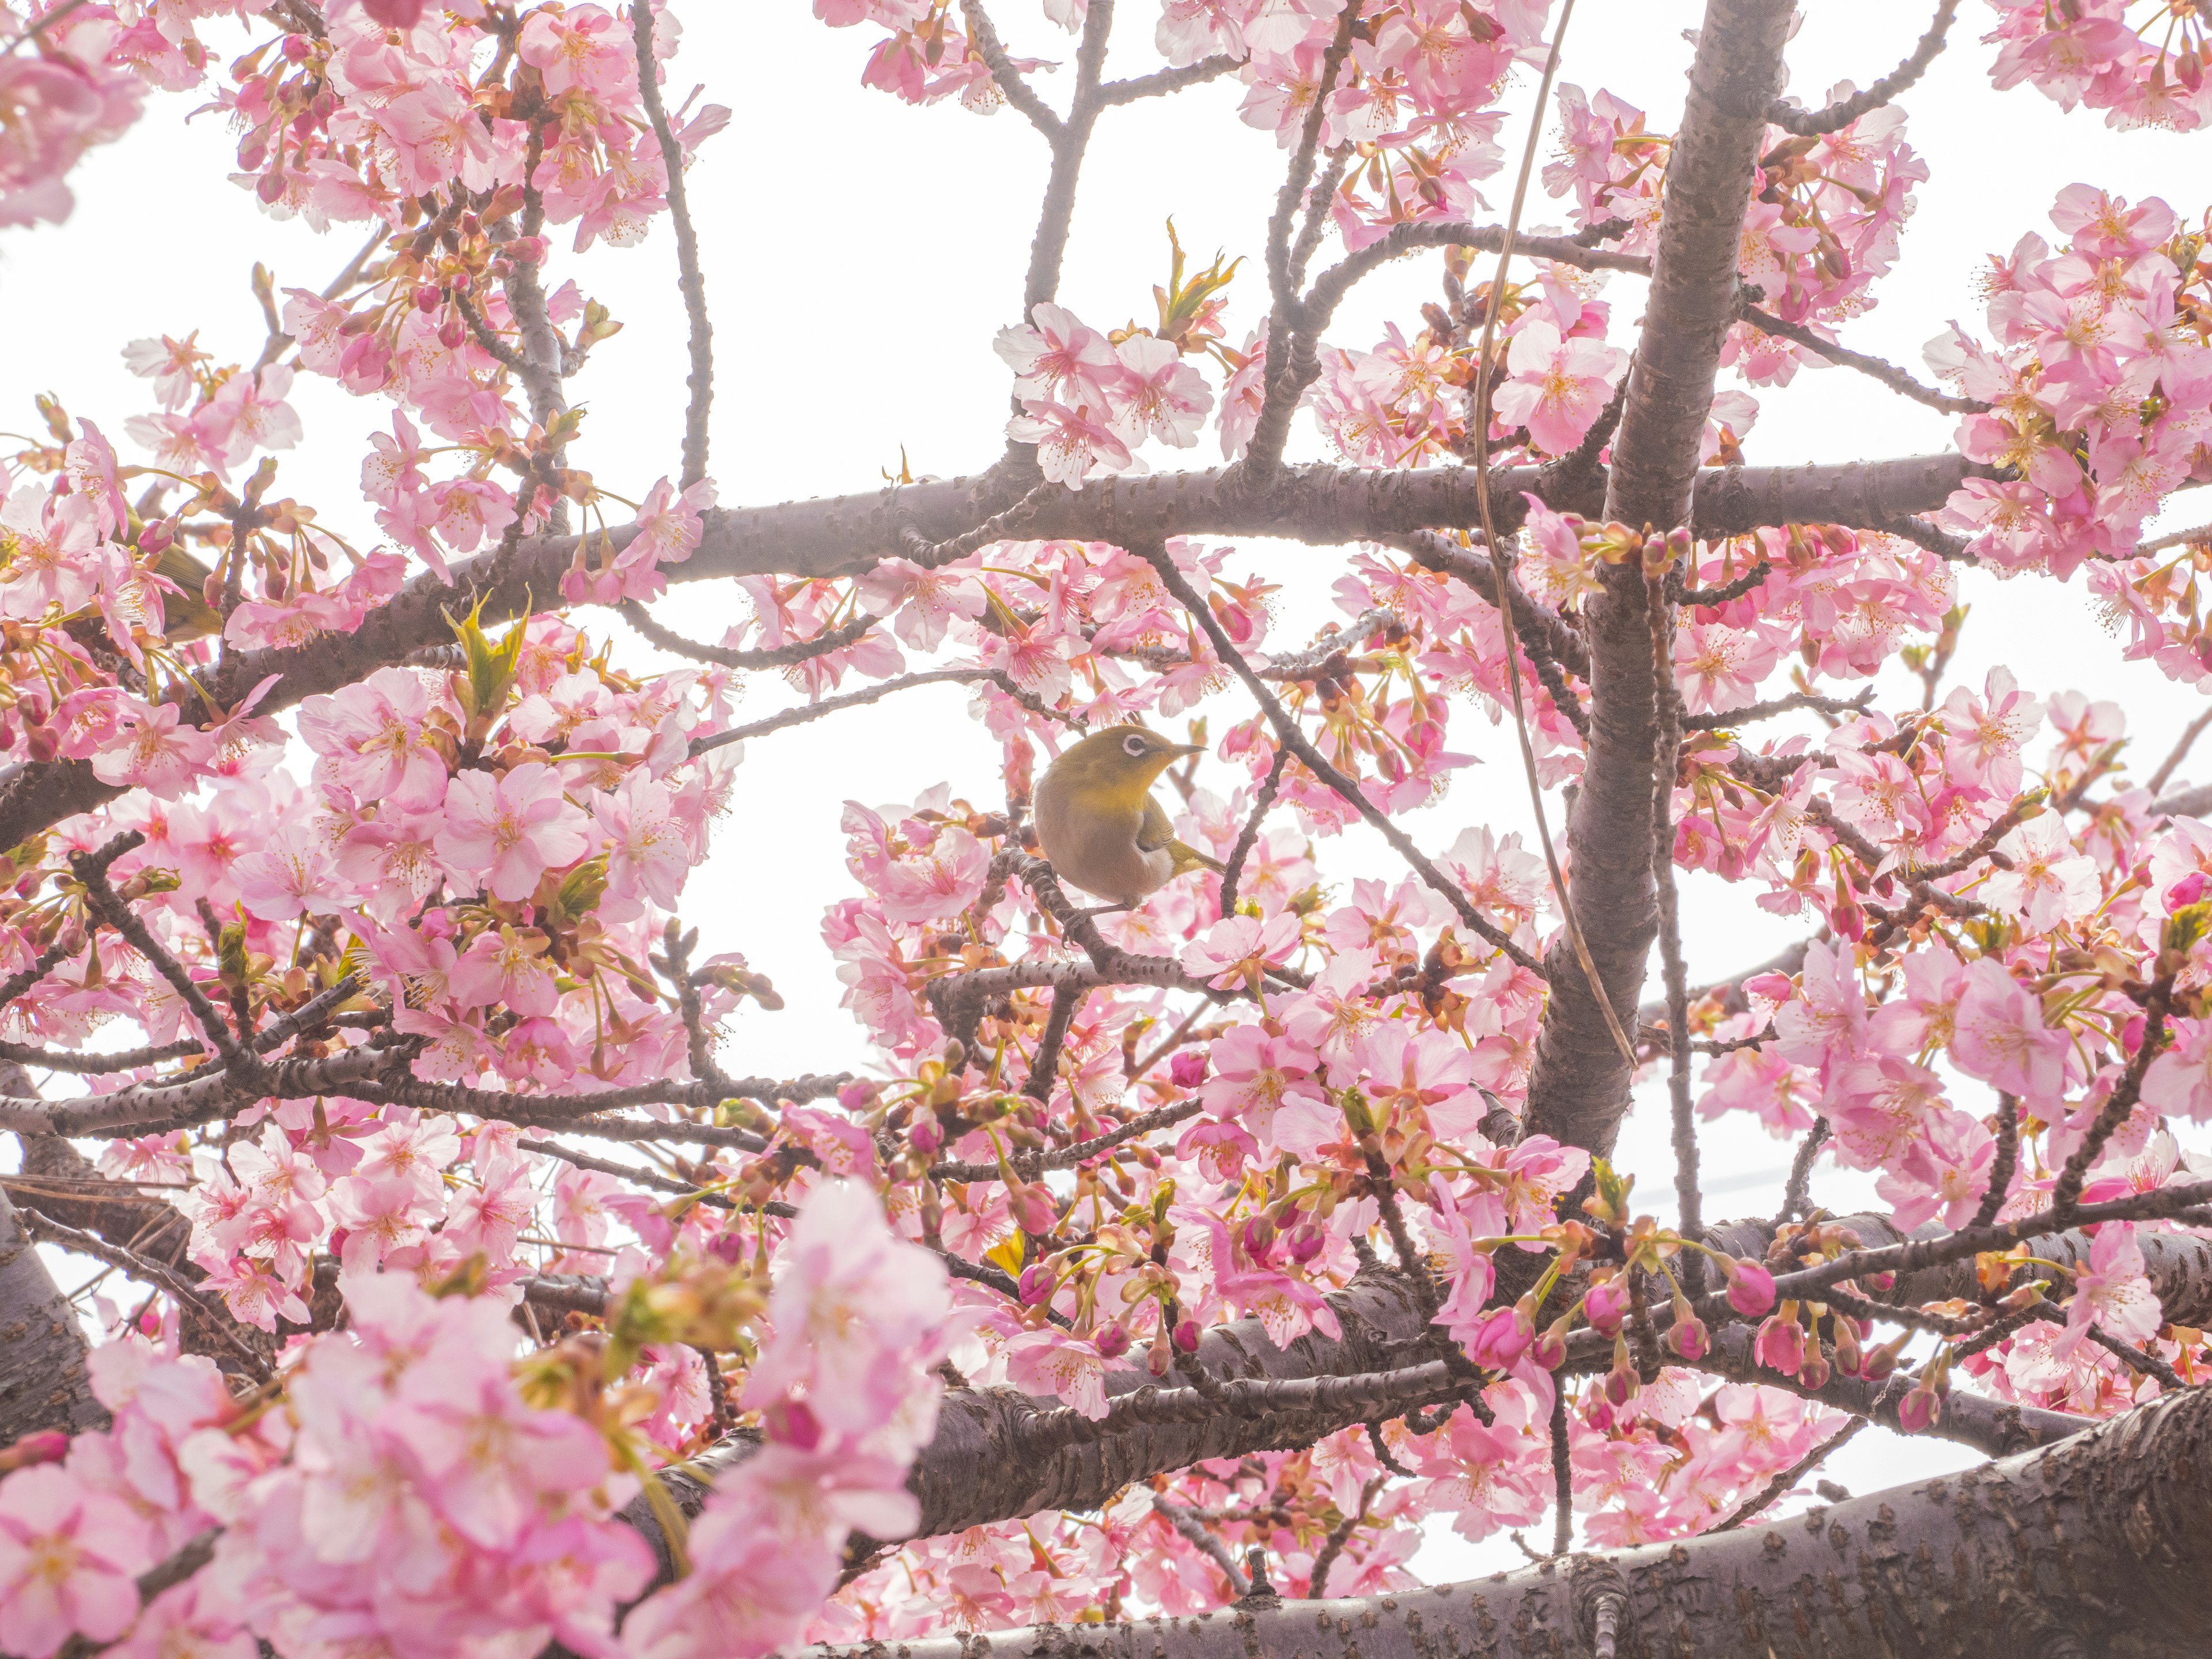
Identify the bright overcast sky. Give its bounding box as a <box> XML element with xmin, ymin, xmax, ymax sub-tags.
<box><xmin>6</xmin><ymin>0</ymin><xmax>2209</xmax><ymax>1565</ymax></box>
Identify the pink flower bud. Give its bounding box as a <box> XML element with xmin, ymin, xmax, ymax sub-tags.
<box><xmin>1173</xmin><ymin>1318</ymin><xmax>1202</xmax><ymax>1354</ymax></box>
<box><xmin>1147</xmin><ymin>1333</ymin><xmax>1172</xmax><ymax>1377</ymax></box>
<box><xmin>1584</xmin><ymin>1397</ymin><xmax>1614</xmax><ymax>1433</ymax></box>
<box><xmin>1605</xmin><ymin>1338</ymin><xmax>1639</xmax><ymax>1406</ymax></box>
<box><xmin>1094</xmin><ymin>1322</ymin><xmax>1131</xmax><ymax>1359</ymax></box>
<box><xmin>1896</xmin><ymin>1381</ymin><xmax>1941</xmax><ymax>1434</ymax></box>
<box><xmin>281</xmin><ymin>33</ymin><xmax>312</xmax><ymax>61</ymax></box>
<box><xmin>1464</xmin><ymin>1304</ymin><xmax>1533</xmax><ymax>1370</ymax></box>
<box><xmin>1666</xmin><ymin>1312</ymin><xmax>1709</xmax><ymax>1362</ymax></box>
<box><xmin>0</xmin><ymin>1430</ymin><xmax>68</xmax><ymax>1472</ymax></box>
<box><xmin>1532</xmin><ymin>1316</ymin><xmax>1570</xmax><ymax>1371</ymax></box>
<box><xmin>1725</xmin><ymin>1257</ymin><xmax>1777</xmax><ymax>1317</ymax></box>
<box><xmin>438</xmin><ymin>319</ymin><xmax>467</xmax><ymax>351</ymax></box>
<box><xmin>1017</xmin><ymin>1263</ymin><xmax>1055</xmax><ymax>1307</ymax></box>
<box><xmin>907</xmin><ymin>1115</ymin><xmax>944</xmax><ymax>1155</ymax></box>
<box><xmin>1285</xmin><ymin>1221</ymin><xmax>1325</xmax><ymax>1264</ymax></box>
<box><xmin>706</xmin><ymin>1228</ymin><xmax>743</xmax><ymax>1264</ymax></box>
<box><xmin>256</xmin><ymin>170</ymin><xmax>287</xmax><ymax>204</ymax></box>
<box><xmin>1007</xmin><ymin>1181</ymin><xmax>1056</xmax><ymax>1234</ymax></box>
<box><xmin>1238</xmin><ymin>1214</ymin><xmax>1276</xmax><ymax>1262</ymax></box>
<box><xmin>2168</xmin><ymin>871</ymin><xmax>2209</xmax><ymax>910</ymax></box>
<box><xmin>1798</xmin><ymin>1350</ymin><xmax>1832</xmax><ymax>1390</ymax></box>
<box><xmin>1866</xmin><ymin>1271</ymin><xmax>1896</xmax><ymax>1292</ymax></box>
<box><xmin>1584</xmin><ymin>1277</ymin><xmax>1628</xmax><ymax>1338</ymax></box>
<box><xmin>1169</xmin><ymin>1050</ymin><xmax>1208</xmax><ymax>1088</ymax></box>
<box><xmin>1753</xmin><ymin>1313</ymin><xmax>1805</xmax><ymax>1377</ymax></box>
<box><xmin>414</xmin><ymin>285</ymin><xmax>442</xmax><ymax>313</ymax></box>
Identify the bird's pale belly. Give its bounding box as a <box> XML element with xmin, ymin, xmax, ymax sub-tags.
<box><xmin>1033</xmin><ymin>778</ymin><xmax>1173</xmax><ymax>905</ymax></box>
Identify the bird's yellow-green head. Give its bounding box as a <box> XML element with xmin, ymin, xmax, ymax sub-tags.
<box><xmin>1046</xmin><ymin>725</ymin><xmax>1203</xmax><ymax>808</ymax></box>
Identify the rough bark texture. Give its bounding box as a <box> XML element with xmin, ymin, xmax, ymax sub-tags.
<box><xmin>0</xmin><ymin>1182</ymin><xmax>107</xmax><ymax>1442</ymax></box>
<box><xmin>1522</xmin><ymin>0</ymin><xmax>1794</xmax><ymax>1161</ymax></box>
<box><xmin>813</xmin><ymin>1386</ymin><xmax>2212</xmax><ymax>1659</ymax></box>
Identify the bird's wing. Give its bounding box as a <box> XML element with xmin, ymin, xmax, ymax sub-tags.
<box><xmin>1136</xmin><ymin>793</ymin><xmax>1176</xmax><ymax>853</ymax></box>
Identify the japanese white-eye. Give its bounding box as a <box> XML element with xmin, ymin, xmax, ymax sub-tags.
<box><xmin>1033</xmin><ymin>725</ymin><xmax>1224</xmax><ymax>907</ymax></box>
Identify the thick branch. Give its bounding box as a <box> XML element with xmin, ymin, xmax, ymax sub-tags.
<box><xmin>0</xmin><ymin>451</ymin><xmax>1983</xmax><ymax>851</ymax></box>
<box><xmin>810</xmin><ymin>1387</ymin><xmax>2212</xmax><ymax>1659</ymax></box>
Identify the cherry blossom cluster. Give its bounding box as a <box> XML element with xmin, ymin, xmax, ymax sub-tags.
<box><xmin>0</xmin><ymin>1</ymin><xmax>177</xmax><ymax>229</ymax></box>
<box><xmin>1932</xmin><ymin>185</ymin><xmax>2212</xmax><ymax>580</ymax></box>
<box><xmin>4</xmin><ymin>0</ymin><xmax>2212</xmax><ymax>1653</ymax></box>
<box><xmin>1985</xmin><ymin>0</ymin><xmax>2212</xmax><ymax>132</ymax></box>
<box><xmin>1546</xmin><ymin>77</ymin><xmax>1926</xmax><ymax>391</ymax></box>
<box><xmin>0</xmin><ymin>1178</ymin><xmax>945</xmax><ymax>1659</ymax></box>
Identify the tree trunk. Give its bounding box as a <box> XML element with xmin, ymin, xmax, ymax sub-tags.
<box><xmin>1524</xmin><ymin>0</ymin><xmax>1795</xmax><ymax>1160</ymax></box>
<box><xmin>0</xmin><ymin>1182</ymin><xmax>107</xmax><ymax>1443</ymax></box>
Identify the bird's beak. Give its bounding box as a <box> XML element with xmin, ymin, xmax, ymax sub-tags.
<box><xmin>1170</xmin><ymin>743</ymin><xmax>1205</xmax><ymax>758</ymax></box>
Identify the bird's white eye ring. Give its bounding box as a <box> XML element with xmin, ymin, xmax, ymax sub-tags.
<box><xmin>1122</xmin><ymin>733</ymin><xmax>1147</xmax><ymax>757</ymax></box>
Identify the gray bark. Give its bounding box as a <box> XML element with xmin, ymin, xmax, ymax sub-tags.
<box><xmin>0</xmin><ymin>1181</ymin><xmax>107</xmax><ymax>1442</ymax></box>
<box><xmin>1522</xmin><ymin>0</ymin><xmax>1796</xmax><ymax>1161</ymax></box>
<box><xmin>813</xmin><ymin>1385</ymin><xmax>2212</xmax><ymax>1659</ymax></box>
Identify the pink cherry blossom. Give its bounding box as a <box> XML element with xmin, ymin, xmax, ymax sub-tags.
<box><xmin>436</xmin><ymin>761</ymin><xmax>591</xmax><ymax>902</ymax></box>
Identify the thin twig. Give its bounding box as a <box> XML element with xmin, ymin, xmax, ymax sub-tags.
<box><xmin>2147</xmin><ymin>706</ymin><xmax>2212</xmax><ymax>796</ymax></box>
<box><xmin>1737</xmin><ymin>299</ymin><xmax>1984</xmax><ymax>415</ymax></box>
<box><xmin>1219</xmin><ymin>744</ymin><xmax>1290</xmax><ymax>915</ymax></box>
<box><xmin>1137</xmin><ymin>550</ymin><xmax>1543</xmax><ymax>977</ymax></box>
<box><xmin>1972</xmin><ymin>1094</ymin><xmax>2019</xmax><ymax>1229</ymax></box>
<box><xmin>1710</xmin><ymin>1416</ymin><xmax>1866</xmax><ymax>1532</ymax></box>
<box><xmin>1764</xmin><ymin>0</ymin><xmax>1962</xmax><ymax>134</ymax></box>
<box><xmin>623</xmin><ymin>603</ymin><xmax>880</xmax><ymax>671</ymax></box>
<box><xmin>2052</xmin><ymin>978</ymin><xmax>2171</xmax><ymax>1217</ymax></box>
<box><xmin>17</xmin><ymin>1206</ymin><xmax>271</xmax><ymax>1380</ymax></box>
<box><xmin>631</xmin><ymin>0</ymin><xmax>714</xmax><ymax>488</ymax></box>
<box><xmin>1549</xmin><ymin>1381</ymin><xmax>1572</xmax><ymax>1555</ymax></box>
<box><xmin>2081</xmin><ymin>1323</ymin><xmax>2188</xmax><ymax>1393</ymax></box>
<box><xmin>1681</xmin><ymin>686</ymin><xmax>1873</xmax><ymax>731</ymax></box>
<box><xmin>1306</xmin><ymin>1475</ymin><xmax>1382</xmax><ymax>1598</ymax></box>
<box><xmin>1455</xmin><ymin>0</ymin><xmax>1632</xmax><ymax>1063</ymax></box>
<box><xmin>689</xmin><ymin>666</ymin><xmax>1081</xmax><ymax>755</ymax></box>
<box><xmin>1782</xmin><ymin>1117</ymin><xmax>1829</xmax><ymax>1221</ymax></box>
<box><xmin>1023</xmin><ymin>983</ymin><xmax>1078</xmax><ymax>1103</ymax></box>
<box><xmin>1152</xmin><ymin>1495</ymin><xmax>1250</xmax><ymax>1597</ymax></box>
<box><xmin>1647</xmin><ymin>565</ymin><xmax>1700</xmax><ymax>1262</ymax></box>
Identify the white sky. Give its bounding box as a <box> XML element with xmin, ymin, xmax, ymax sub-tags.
<box><xmin>6</xmin><ymin>0</ymin><xmax>2210</xmax><ymax>1574</ymax></box>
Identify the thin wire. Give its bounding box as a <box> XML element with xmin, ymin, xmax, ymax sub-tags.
<box><xmin>1464</xmin><ymin>0</ymin><xmax>1636</xmax><ymax>1068</ymax></box>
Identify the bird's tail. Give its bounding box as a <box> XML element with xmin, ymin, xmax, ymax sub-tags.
<box><xmin>1168</xmin><ymin>839</ymin><xmax>1226</xmax><ymax>877</ymax></box>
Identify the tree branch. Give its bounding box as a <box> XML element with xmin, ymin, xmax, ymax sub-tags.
<box><xmin>812</xmin><ymin>1386</ymin><xmax>2212</xmax><ymax>1659</ymax></box>
<box><xmin>1522</xmin><ymin>0</ymin><xmax>1794</xmax><ymax>1161</ymax></box>
<box><xmin>1764</xmin><ymin>0</ymin><xmax>1963</xmax><ymax>135</ymax></box>
<box><xmin>630</xmin><ymin>0</ymin><xmax>715</xmax><ymax>488</ymax></box>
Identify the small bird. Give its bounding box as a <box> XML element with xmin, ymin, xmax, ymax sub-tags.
<box><xmin>1033</xmin><ymin>725</ymin><xmax>1224</xmax><ymax>908</ymax></box>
